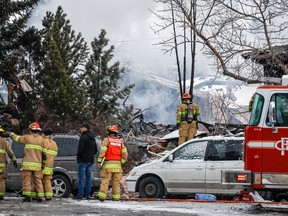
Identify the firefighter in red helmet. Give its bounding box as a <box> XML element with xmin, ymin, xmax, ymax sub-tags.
<box><xmin>176</xmin><ymin>93</ymin><xmax>200</xmax><ymax>145</ymax></box>
<box><xmin>4</xmin><ymin>122</ymin><xmax>47</xmax><ymax>202</ymax></box>
<box><xmin>96</xmin><ymin>125</ymin><xmax>128</xmax><ymax>201</ymax></box>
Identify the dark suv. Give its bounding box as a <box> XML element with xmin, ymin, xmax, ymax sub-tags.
<box><xmin>6</xmin><ymin>134</ymin><xmax>101</xmax><ymax>198</ymax></box>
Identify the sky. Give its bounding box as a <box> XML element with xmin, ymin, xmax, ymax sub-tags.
<box><xmin>30</xmin><ymin>0</ymin><xmax>214</xmax><ymax>81</ymax></box>
<box><xmin>31</xmin><ymin>0</ymin><xmax>176</xmax><ymax>77</ymax></box>
<box><xmin>28</xmin><ymin>0</ymin><xmax>252</xmax><ymax>125</ymax></box>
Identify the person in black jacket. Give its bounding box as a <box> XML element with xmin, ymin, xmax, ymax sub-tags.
<box><xmin>77</xmin><ymin>123</ymin><xmax>97</xmax><ymax>200</ymax></box>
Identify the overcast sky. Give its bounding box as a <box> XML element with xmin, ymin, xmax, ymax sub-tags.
<box><xmin>31</xmin><ymin>0</ymin><xmax>212</xmax><ymax>80</ymax></box>
<box><xmin>28</xmin><ymin>0</ymin><xmax>216</xmax><ymax>124</ymax></box>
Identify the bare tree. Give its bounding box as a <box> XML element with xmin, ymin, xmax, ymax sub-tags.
<box><xmin>152</xmin><ymin>0</ymin><xmax>288</xmax><ymax>84</ymax></box>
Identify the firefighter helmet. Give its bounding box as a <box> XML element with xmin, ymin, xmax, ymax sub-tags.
<box><xmin>29</xmin><ymin>122</ymin><xmax>41</xmax><ymax>131</ymax></box>
<box><xmin>107</xmin><ymin>125</ymin><xmax>119</xmax><ymax>133</ymax></box>
<box><xmin>182</xmin><ymin>93</ymin><xmax>191</xmax><ymax>99</ymax></box>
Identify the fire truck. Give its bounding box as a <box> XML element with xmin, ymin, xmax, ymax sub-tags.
<box><xmin>222</xmin><ymin>76</ymin><xmax>288</xmax><ymax>201</ymax></box>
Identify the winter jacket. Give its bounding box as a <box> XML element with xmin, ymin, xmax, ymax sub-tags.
<box><xmin>43</xmin><ymin>136</ymin><xmax>58</xmax><ymax>175</ymax></box>
<box><xmin>10</xmin><ymin>133</ymin><xmax>47</xmax><ymax>171</ymax></box>
<box><xmin>77</xmin><ymin>131</ymin><xmax>97</xmax><ymax>164</ymax></box>
<box><xmin>0</xmin><ymin>137</ymin><xmax>16</xmax><ymax>173</ymax></box>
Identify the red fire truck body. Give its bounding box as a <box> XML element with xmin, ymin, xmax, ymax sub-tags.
<box><xmin>222</xmin><ymin>79</ymin><xmax>288</xmax><ymax>200</ymax></box>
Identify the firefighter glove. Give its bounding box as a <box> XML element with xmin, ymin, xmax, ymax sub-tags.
<box><xmin>12</xmin><ymin>161</ymin><xmax>17</xmax><ymax>168</ymax></box>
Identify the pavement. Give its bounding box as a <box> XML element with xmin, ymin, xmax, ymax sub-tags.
<box><xmin>1</xmin><ymin>196</ymin><xmax>288</xmax><ymax>216</ymax></box>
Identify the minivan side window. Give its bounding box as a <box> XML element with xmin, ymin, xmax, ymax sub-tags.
<box><xmin>173</xmin><ymin>141</ymin><xmax>208</xmax><ymax>160</ymax></box>
<box><xmin>11</xmin><ymin>141</ymin><xmax>24</xmax><ymax>158</ymax></box>
<box><xmin>206</xmin><ymin>139</ymin><xmax>243</xmax><ymax>161</ymax></box>
<box><xmin>53</xmin><ymin>138</ymin><xmax>78</xmax><ymax>156</ymax></box>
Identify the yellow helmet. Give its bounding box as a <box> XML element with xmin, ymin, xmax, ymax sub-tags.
<box><xmin>0</xmin><ymin>126</ymin><xmax>4</xmax><ymax>132</ymax></box>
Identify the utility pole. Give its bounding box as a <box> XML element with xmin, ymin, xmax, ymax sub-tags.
<box><xmin>189</xmin><ymin>0</ymin><xmax>196</xmax><ymax>101</ymax></box>
<box><xmin>171</xmin><ymin>0</ymin><xmax>183</xmax><ymax>97</ymax></box>
<box><xmin>183</xmin><ymin>15</ymin><xmax>187</xmax><ymax>94</ymax></box>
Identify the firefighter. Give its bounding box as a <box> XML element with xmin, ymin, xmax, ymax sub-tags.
<box><xmin>4</xmin><ymin>122</ymin><xmax>47</xmax><ymax>202</ymax></box>
<box><xmin>176</xmin><ymin>93</ymin><xmax>200</xmax><ymax>145</ymax></box>
<box><xmin>0</xmin><ymin>126</ymin><xmax>17</xmax><ymax>200</ymax></box>
<box><xmin>96</xmin><ymin>125</ymin><xmax>128</xmax><ymax>201</ymax></box>
<box><xmin>42</xmin><ymin>128</ymin><xmax>58</xmax><ymax>201</ymax></box>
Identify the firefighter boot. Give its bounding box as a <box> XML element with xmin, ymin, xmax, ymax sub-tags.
<box><xmin>23</xmin><ymin>197</ymin><xmax>31</xmax><ymax>202</ymax></box>
<box><xmin>94</xmin><ymin>194</ymin><xmax>104</xmax><ymax>202</ymax></box>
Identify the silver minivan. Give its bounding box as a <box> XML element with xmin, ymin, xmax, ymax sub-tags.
<box><xmin>6</xmin><ymin>134</ymin><xmax>101</xmax><ymax>198</ymax></box>
<box><xmin>126</xmin><ymin>136</ymin><xmax>244</xmax><ymax>199</ymax></box>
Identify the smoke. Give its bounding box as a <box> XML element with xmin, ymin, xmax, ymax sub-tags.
<box><xmin>29</xmin><ymin>0</ymin><xmax>212</xmax><ymax>125</ymax></box>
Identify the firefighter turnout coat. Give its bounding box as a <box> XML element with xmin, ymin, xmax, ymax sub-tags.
<box><xmin>10</xmin><ymin>132</ymin><xmax>47</xmax><ymax>198</ymax></box>
<box><xmin>42</xmin><ymin>136</ymin><xmax>58</xmax><ymax>199</ymax></box>
<box><xmin>97</xmin><ymin>135</ymin><xmax>128</xmax><ymax>200</ymax></box>
<box><xmin>0</xmin><ymin>137</ymin><xmax>16</xmax><ymax>197</ymax></box>
<box><xmin>176</xmin><ymin>102</ymin><xmax>201</xmax><ymax>145</ymax></box>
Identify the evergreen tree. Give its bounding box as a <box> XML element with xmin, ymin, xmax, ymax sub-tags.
<box><xmin>36</xmin><ymin>6</ymin><xmax>89</xmax><ymax>128</ymax></box>
<box><xmin>84</xmin><ymin>29</ymin><xmax>134</xmax><ymax>132</ymax></box>
<box><xmin>0</xmin><ymin>0</ymin><xmax>39</xmax><ymax>79</ymax></box>
<box><xmin>0</xmin><ymin>0</ymin><xmax>40</xmax><ymax>130</ymax></box>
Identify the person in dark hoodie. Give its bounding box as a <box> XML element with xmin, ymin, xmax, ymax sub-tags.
<box><xmin>77</xmin><ymin>123</ymin><xmax>97</xmax><ymax>200</ymax></box>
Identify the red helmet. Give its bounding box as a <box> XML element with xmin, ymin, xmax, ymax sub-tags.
<box><xmin>107</xmin><ymin>125</ymin><xmax>119</xmax><ymax>133</ymax></box>
<box><xmin>182</xmin><ymin>93</ymin><xmax>191</xmax><ymax>99</ymax></box>
<box><xmin>29</xmin><ymin>122</ymin><xmax>41</xmax><ymax>131</ymax></box>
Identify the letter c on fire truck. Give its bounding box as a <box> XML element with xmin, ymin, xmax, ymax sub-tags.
<box><xmin>274</xmin><ymin>138</ymin><xmax>288</xmax><ymax>156</ymax></box>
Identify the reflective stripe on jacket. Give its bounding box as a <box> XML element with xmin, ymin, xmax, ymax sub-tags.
<box><xmin>43</xmin><ymin>137</ymin><xmax>58</xmax><ymax>175</ymax></box>
<box><xmin>97</xmin><ymin>135</ymin><xmax>128</xmax><ymax>172</ymax></box>
<box><xmin>176</xmin><ymin>103</ymin><xmax>200</xmax><ymax>123</ymax></box>
<box><xmin>0</xmin><ymin>137</ymin><xmax>16</xmax><ymax>173</ymax></box>
<box><xmin>10</xmin><ymin>133</ymin><xmax>46</xmax><ymax>171</ymax></box>
<box><xmin>105</xmin><ymin>137</ymin><xmax>122</xmax><ymax>161</ymax></box>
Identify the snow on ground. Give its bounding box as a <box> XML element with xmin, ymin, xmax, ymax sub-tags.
<box><xmin>1</xmin><ymin>196</ymin><xmax>288</xmax><ymax>215</ymax></box>
<box><xmin>67</xmin><ymin>199</ymin><xmax>288</xmax><ymax>216</ymax></box>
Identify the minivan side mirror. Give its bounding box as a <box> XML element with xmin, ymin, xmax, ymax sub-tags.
<box><xmin>168</xmin><ymin>154</ymin><xmax>173</xmax><ymax>162</ymax></box>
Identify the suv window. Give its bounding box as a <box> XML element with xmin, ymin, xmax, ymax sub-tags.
<box><xmin>11</xmin><ymin>141</ymin><xmax>24</xmax><ymax>158</ymax></box>
<box><xmin>206</xmin><ymin>139</ymin><xmax>243</xmax><ymax>161</ymax></box>
<box><xmin>173</xmin><ymin>141</ymin><xmax>208</xmax><ymax>160</ymax></box>
<box><xmin>53</xmin><ymin>137</ymin><xmax>78</xmax><ymax>156</ymax></box>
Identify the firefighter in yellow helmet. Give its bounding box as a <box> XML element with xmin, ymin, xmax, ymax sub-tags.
<box><xmin>176</xmin><ymin>93</ymin><xmax>201</xmax><ymax>145</ymax></box>
<box><xmin>0</xmin><ymin>126</ymin><xmax>17</xmax><ymax>200</ymax></box>
<box><xmin>96</xmin><ymin>125</ymin><xmax>128</xmax><ymax>201</ymax></box>
<box><xmin>5</xmin><ymin>122</ymin><xmax>47</xmax><ymax>202</ymax></box>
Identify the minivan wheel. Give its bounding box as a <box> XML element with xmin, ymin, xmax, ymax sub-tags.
<box><xmin>139</xmin><ymin>176</ymin><xmax>164</xmax><ymax>198</ymax></box>
<box><xmin>52</xmin><ymin>174</ymin><xmax>72</xmax><ymax>198</ymax></box>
